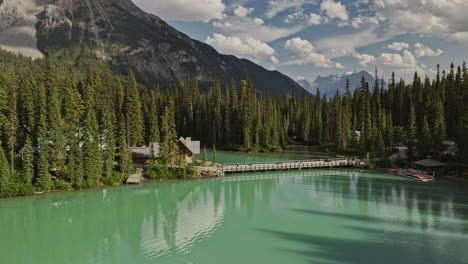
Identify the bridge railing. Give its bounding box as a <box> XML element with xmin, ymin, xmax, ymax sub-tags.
<box><xmin>221</xmin><ymin>158</ymin><xmax>357</xmax><ymax>166</ymax></box>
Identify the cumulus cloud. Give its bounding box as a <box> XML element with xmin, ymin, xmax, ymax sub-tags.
<box><xmin>284</xmin><ymin>37</ymin><xmax>344</xmax><ymax>69</ymax></box>
<box><xmin>386</xmin><ymin>42</ymin><xmax>409</xmax><ymax>51</ymax></box>
<box><xmin>373</xmin><ymin>50</ymin><xmax>438</xmax><ymax>79</ymax></box>
<box><xmin>254</xmin><ymin>18</ymin><xmax>264</xmax><ymax>25</ymax></box>
<box><xmin>270</xmin><ymin>56</ymin><xmax>279</xmax><ymax>64</ymax></box>
<box><xmin>234</xmin><ymin>5</ymin><xmax>254</xmax><ymax>17</ymax></box>
<box><xmin>285</xmin><ymin>10</ymin><xmax>327</xmax><ymax>25</ymax></box>
<box><xmin>213</xmin><ymin>16</ymin><xmax>303</xmax><ymax>43</ymax></box>
<box><xmin>349</xmin><ymin>15</ymin><xmax>380</xmax><ymax>29</ymax></box>
<box><xmin>206</xmin><ymin>33</ymin><xmax>276</xmax><ymax>63</ymax></box>
<box><xmin>266</xmin><ymin>0</ymin><xmax>317</xmax><ymax>19</ymax></box>
<box><xmin>448</xmin><ymin>32</ymin><xmax>468</xmax><ymax>44</ymax></box>
<box><xmin>320</xmin><ymin>0</ymin><xmax>349</xmax><ymax>21</ymax></box>
<box><xmin>370</xmin><ymin>0</ymin><xmax>468</xmax><ymax>45</ymax></box>
<box><xmin>132</xmin><ymin>0</ymin><xmax>225</xmax><ymax>22</ymax></box>
<box><xmin>413</xmin><ymin>43</ymin><xmax>444</xmax><ymax>57</ymax></box>
<box><xmin>308</xmin><ymin>13</ymin><xmax>326</xmax><ymax>25</ymax></box>
<box><xmin>352</xmin><ymin>53</ymin><xmax>375</xmax><ymax>66</ymax></box>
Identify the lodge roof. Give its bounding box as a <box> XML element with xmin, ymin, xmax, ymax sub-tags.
<box><xmin>130</xmin><ymin>137</ymin><xmax>200</xmax><ymax>159</ymax></box>
<box><xmin>413</xmin><ymin>159</ymin><xmax>447</xmax><ymax>167</ymax></box>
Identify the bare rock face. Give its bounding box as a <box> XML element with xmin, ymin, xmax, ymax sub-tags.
<box><xmin>0</xmin><ymin>0</ymin><xmax>44</xmax><ymax>58</ymax></box>
<box><xmin>35</xmin><ymin>4</ymin><xmax>72</xmax><ymax>52</ymax></box>
<box><xmin>0</xmin><ymin>0</ymin><xmax>305</xmax><ymax>95</ymax></box>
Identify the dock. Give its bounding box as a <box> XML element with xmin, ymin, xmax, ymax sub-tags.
<box><xmin>126</xmin><ymin>169</ymin><xmax>144</xmax><ymax>184</ymax></box>
<box><xmin>220</xmin><ymin>158</ymin><xmax>366</xmax><ymax>174</ymax></box>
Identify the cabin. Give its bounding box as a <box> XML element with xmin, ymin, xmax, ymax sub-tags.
<box><xmin>412</xmin><ymin>159</ymin><xmax>447</xmax><ymax>176</ymax></box>
<box><xmin>130</xmin><ymin>137</ymin><xmax>200</xmax><ymax>165</ymax></box>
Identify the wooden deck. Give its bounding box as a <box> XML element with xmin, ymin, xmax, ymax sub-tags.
<box><xmin>126</xmin><ymin>170</ymin><xmax>144</xmax><ymax>184</ymax></box>
<box><xmin>221</xmin><ymin>159</ymin><xmax>366</xmax><ymax>173</ymax></box>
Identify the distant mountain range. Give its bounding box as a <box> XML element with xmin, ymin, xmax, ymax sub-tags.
<box><xmin>0</xmin><ymin>0</ymin><xmax>305</xmax><ymax>95</ymax></box>
<box><xmin>299</xmin><ymin>71</ymin><xmax>385</xmax><ymax>98</ymax></box>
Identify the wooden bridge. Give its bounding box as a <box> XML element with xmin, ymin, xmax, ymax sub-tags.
<box><xmin>220</xmin><ymin>159</ymin><xmax>366</xmax><ymax>174</ymax></box>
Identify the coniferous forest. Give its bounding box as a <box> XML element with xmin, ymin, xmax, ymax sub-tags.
<box><xmin>0</xmin><ymin>49</ymin><xmax>467</xmax><ymax>198</ymax></box>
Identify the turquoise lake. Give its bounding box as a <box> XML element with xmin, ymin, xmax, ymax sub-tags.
<box><xmin>1</xmin><ymin>148</ymin><xmax>467</xmax><ymax>264</ymax></box>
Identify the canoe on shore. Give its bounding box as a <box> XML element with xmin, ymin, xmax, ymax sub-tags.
<box><xmin>387</xmin><ymin>168</ymin><xmax>434</xmax><ymax>182</ymax></box>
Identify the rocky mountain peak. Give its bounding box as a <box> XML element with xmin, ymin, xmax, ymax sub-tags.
<box><xmin>0</xmin><ymin>0</ymin><xmax>305</xmax><ymax>95</ymax></box>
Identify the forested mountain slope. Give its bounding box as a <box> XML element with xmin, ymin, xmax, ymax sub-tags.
<box><xmin>0</xmin><ymin>0</ymin><xmax>305</xmax><ymax>95</ymax></box>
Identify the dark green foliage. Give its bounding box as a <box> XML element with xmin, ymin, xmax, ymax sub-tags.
<box><xmin>0</xmin><ymin>47</ymin><xmax>466</xmax><ymax>198</ymax></box>
<box><xmin>0</xmin><ymin>146</ymin><xmax>12</xmax><ymax>197</ymax></box>
<box><xmin>144</xmin><ymin>164</ymin><xmax>198</xmax><ymax>180</ymax></box>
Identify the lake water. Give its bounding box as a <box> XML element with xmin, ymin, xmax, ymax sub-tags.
<box><xmin>1</xmin><ymin>148</ymin><xmax>468</xmax><ymax>264</ymax></box>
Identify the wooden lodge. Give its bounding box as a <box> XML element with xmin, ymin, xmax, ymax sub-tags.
<box><xmin>130</xmin><ymin>137</ymin><xmax>200</xmax><ymax>165</ymax></box>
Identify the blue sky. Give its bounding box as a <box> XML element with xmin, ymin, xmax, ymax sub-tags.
<box><xmin>132</xmin><ymin>0</ymin><xmax>468</xmax><ymax>83</ymax></box>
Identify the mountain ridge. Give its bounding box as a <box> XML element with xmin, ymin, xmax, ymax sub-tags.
<box><xmin>298</xmin><ymin>71</ymin><xmax>385</xmax><ymax>97</ymax></box>
<box><xmin>0</xmin><ymin>0</ymin><xmax>305</xmax><ymax>95</ymax></box>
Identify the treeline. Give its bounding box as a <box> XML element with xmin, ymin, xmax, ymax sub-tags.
<box><xmin>0</xmin><ymin>49</ymin><xmax>466</xmax><ymax>197</ymax></box>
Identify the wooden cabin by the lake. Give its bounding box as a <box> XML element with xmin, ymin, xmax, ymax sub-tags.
<box><xmin>130</xmin><ymin>137</ymin><xmax>200</xmax><ymax>165</ymax></box>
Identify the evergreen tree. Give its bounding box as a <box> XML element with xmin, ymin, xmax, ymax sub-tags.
<box><xmin>22</xmin><ymin>136</ymin><xmax>34</xmax><ymax>185</ymax></box>
<box><xmin>124</xmin><ymin>72</ymin><xmax>144</xmax><ymax>146</ymax></box>
<box><xmin>159</xmin><ymin>103</ymin><xmax>178</xmax><ymax>165</ymax></box>
<box><xmin>82</xmin><ymin>109</ymin><xmax>102</xmax><ymax>184</ymax></box>
<box><xmin>0</xmin><ymin>145</ymin><xmax>12</xmax><ymax>197</ymax></box>
<box><xmin>212</xmin><ymin>144</ymin><xmax>217</xmax><ymax>164</ymax></box>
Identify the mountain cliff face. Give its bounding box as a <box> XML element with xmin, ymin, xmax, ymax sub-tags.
<box><xmin>0</xmin><ymin>0</ymin><xmax>305</xmax><ymax>95</ymax></box>
<box><xmin>308</xmin><ymin>71</ymin><xmax>383</xmax><ymax>97</ymax></box>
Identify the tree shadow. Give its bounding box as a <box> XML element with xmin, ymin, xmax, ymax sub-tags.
<box><xmin>258</xmin><ymin>227</ymin><xmax>468</xmax><ymax>264</ymax></box>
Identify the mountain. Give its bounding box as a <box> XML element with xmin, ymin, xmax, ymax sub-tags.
<box><xmin>307</xmin><ymin>71</ymin><xmax>383</xmax><ymax>98</ymax></box>
<box><xmin>0</xmin><ymin>0</ymin><xmax>305</xmax><ymax>95</ymax></box>
<box><xmin>297</xmin><ymin>78</ymin><xmax>313</xmax><ymax>93</ymax></box>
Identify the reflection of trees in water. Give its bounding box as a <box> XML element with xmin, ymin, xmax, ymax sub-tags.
<box><xmin>1</xmin><ymin>170</ymin><xmax>467</xmax><ymax>263</ymax></box>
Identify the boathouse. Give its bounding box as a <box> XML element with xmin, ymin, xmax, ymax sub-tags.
<box><xmin>412</xmin><ymin>159</ymin><xmax>447</xmax><ymax>176</ymax></box>
<box><xmin>130</xmin><ymin>137</ymin><xmax>200</xmax><ymax>165</ymax></box>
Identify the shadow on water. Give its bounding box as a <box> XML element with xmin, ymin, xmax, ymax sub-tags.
<box><xmin>290</xmin><ymin>208</ymin><xmax>468</xmax><ymax>234</ymax></box>
<box><xmin>257</xmin><ymin>227</ymin><xmax>468</xmax><ymax>264</ymax></box>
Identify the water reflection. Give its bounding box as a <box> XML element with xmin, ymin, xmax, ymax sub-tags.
<box><xmin>0</xmin><ymin>169</ymin><xmax>467</xmax><ymax>264</ymax></box>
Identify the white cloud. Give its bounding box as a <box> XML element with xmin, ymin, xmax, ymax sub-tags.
<box><xmin>448</xmin><ymin>32</ymin><xmax>468</xmax><ymax>44</ymax></box>
<box><xmin>373</xmin><ymin>50</ymin><xmax>438</xmax><ymax>79</ymax></box>
<box><xmin>234</xmin><ymin>5</ymin><xmax>254</xmax><ymax>17</ymax></box>
<box><xmin>266</xmin><ymin>0</ymin><xmax>317</xmax><ymax>19</ymax></box>
<box><xmin>386</xmin><ymin>42</ymin><xmax>409</xmax><ymax>51</ymax></box>
<box><xmin>206</xmin><ymin>33</ymin><xmax>276</xmax><ymax>61</ymax></box>
<box><xmin>284</xmin><ymin>37</ymin><xmax>344</xmax><ymax>69</ymax></box>
<box><xmin>270</xmin><ymin>56</ymin><xmax>279</xmax><ymax>64</ymax></box>
<box><xmin>284</xmin><ymin>10</ymin><xmax>327</xmax><ymax>25</ymax></box>
<box><xmin>352</xmin><ymin>53</ymin><xmax>375</xmax><ymax>66</ymax></box>
<box><xmin>413</xmin><ymin>43</ymin><xmax>444</xmax><ymax>57</ymax></box>
<box><xmin>370</xmin><ymin>0</ymin><xmax>468</xmax><ymax>45</ymax></box>
<box><xmin>308</xmin><ymin>13</ymin><xmax>325</xmax><ymax>25</ymax></box>
<box><xmin>349</xmin><ymin>15</ymin><xmax>380</xmax><ymax>29</ymax></box>
<box><xmin>213</xmin><ymin>16</ymin><xmax>303</xmax><ymax>43</ymax></box>
<box><xmin>377</xmin><ymin>50</ymin><xmax>417</xmax><ymax>68</ymax></box>
<box><xmin>314</xmin><ymin>26</ymin><xmax>394</xmax><ymax>59</ymax></box>
<box><xmin>132</xmin><ymin>0</ymin><xmax>225</xmax><ymax>22</ymax></box>
<box><xmin>320</xmin><ymin>0</ymin><xmax>349</xmax><ymax>21</ymax></box>
<box><xmin>254</xmin><ymin>18</ymin><xmax>264</xmax><ymax>25</ymax></box>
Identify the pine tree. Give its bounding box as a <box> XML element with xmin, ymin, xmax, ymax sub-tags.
<box><xmin>0</xmin><ymin>146</ymin><xmax>12</xmax><ymax>197</ymax></box>
<box><xmin>203</xmin><ymin>146</ymin><xmax>208</xmax><ymax>164</ymax></box>
<box><xmin>82</xmin><ymin>109</ymin><xmax>102</xmax><ymax>184</ymax></box>
<box><xmin>124</xmin><ymin>72</ymin><xmax>144</xmax><ymax>146</ymax></box>
<box><xmin>159</xmin><ymin>103</ymin><xmax>178</xmax><ymax>165</ymax></box>
<box><xmin>5</xmin><ymin>73</ymin><xmax>18</xmax><ymax>174</ymax></box>
<box><xmin>418</xmin><ymin>116</ymin><xmax>432</xmax><ymax>158</ymax></box>
<box><xmin>43</xmin><ymin>59</ymin><xmax>66</xmax><ymax>177</ymax></box>
<box><xmin>22</xmin><ymin>136</ymin><xmax>34</xmax><ymax>185</ymax></box>
<box><xmin>212</xmin><ymin>144</ymin><xmax>217</xmax><ymax>164</ymax></box>
<box><xmin>37</xmin><ymin>131</ymin><xmax>52</xmax><ymax>191</ymax></box>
